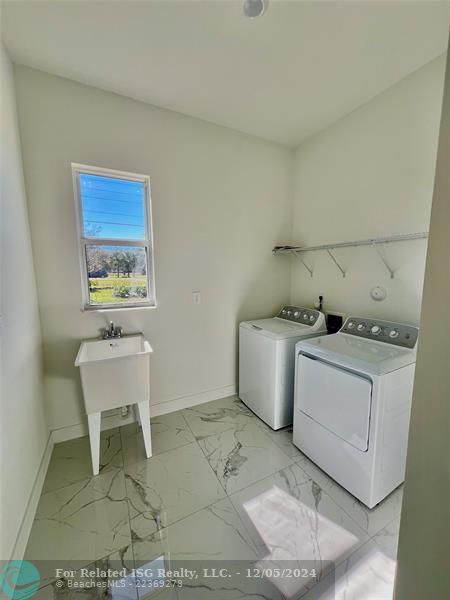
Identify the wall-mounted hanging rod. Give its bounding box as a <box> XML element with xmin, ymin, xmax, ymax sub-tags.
<box><xmin>273</xmin><ymin>232</ymin><xmax>428</xmax><ymax>254</ymax></box>
<box><xmin>273</xmin><ymin>232</ymin><xmax>428</xmax><ymax>279</ymax></box>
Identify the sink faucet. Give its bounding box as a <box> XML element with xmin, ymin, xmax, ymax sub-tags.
<box><xmin>101</xmin><ymin>322</ymin><xmax>123</xmax><ymax>339</ymax></box>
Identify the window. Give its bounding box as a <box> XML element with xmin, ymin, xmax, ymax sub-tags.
<box><xmin>72</xmin><ymin>164</ymin><xmax>156</xmax><ymax>309</ymax></box>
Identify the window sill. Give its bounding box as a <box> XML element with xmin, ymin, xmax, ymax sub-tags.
<box><xmin>82</xmin><ymin>303</ymin><xmax>158</xmax><ymax>313</ymax></box>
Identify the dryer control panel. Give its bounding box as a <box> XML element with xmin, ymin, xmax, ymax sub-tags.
<box><xmin>342</xmin><ymin>317</ymin><xmax>418</xmax><ymax>349</ymax></box>
<box><xmin>277</xmin><ymin>306</ymin><xmax>321</xmax><ymax>326</ymax></box>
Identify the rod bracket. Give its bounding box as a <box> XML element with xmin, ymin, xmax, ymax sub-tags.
<box><xmin>373</xmin><ymin>243</ymin><xmax>395</xmax><ymax>279</ymax></box>
<box><xmin>292</xmin><ymin>250</ymin><xmax>313</xmax><ymax>277</ymax></box>
<box><xmin>326</xmin><ymin>249</ymin><xmax>346</xmax><ymax>278</ymax></box>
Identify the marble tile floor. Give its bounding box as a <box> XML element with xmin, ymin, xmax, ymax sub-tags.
<box><xmin>25</xmin><ymin>396</ymin><xmax>402</xmax><ymax>600</ymax></box>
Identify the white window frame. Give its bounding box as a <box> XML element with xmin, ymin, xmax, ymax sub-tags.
<box><xmin>72</xmin><ymin>163</ymin><xmax>156</xmax><ymax>311</ymax></box>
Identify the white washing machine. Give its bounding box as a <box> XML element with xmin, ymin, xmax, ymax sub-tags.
<box><xmin>293</xmin><ymin>316</ymin><xmax>418</xmax><ymax>508</ymax></box>
<box><xmin>239</xmin><ymin>306</ymin><xmax>327</xmax><ymax>430</ymax></box>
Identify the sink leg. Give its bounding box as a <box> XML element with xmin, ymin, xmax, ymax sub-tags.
<box><xmin>137</xmin><ymin>401</ymin><xmax>152</xmax><ymax>458</ymax></box>
<box><xmin>87</xmin><ymin>412</ymin><xmax>101</xmax><ymax>475</ymax></box>
<box><xmin>135</xmin><ymin>403</ymin><xmax>142</xmax><ymax>426</ymax></box>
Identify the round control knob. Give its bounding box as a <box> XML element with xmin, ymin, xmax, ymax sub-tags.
<box><xmin>389</xmin><ymin>329</ymin><xmax>399</xmax><ymax>338</ymax></box>
<box><xmin>347</xmin><ymin>321</ymin><xmax>355</xmax><ymax>329</ymax></box>
<box><xmin>357</xmin><ymin>323</ymin><xmax>366</xmax><ymax>331</ymax></box>
<box><xmin>294</xmin><ymin>311</ymin><xmax>300</xmax><ymax>318</ymax></box>
<box><xmin>371</xmin><ymin>325</ymin><xmax>381</xmax><ymax>335</ymax></box>
<box><xmin>309</xmin><ymin>315</ymin><xmax>315</xmax><ymax>322</ymax></box>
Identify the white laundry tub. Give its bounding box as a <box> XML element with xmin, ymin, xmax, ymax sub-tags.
<box><xmin>75</xmin><ymin>334</ymin><xmax>152</xmax><ymax>413</ymax></box>
<box><xmin>75</xmin><ymin>333</ymin><xmax>153</xmax><ymax>474</ymax></box>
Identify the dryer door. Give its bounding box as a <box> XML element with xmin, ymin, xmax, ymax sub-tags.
<box><xmin>296</xmin><ymin>354</ymin><xmax>372</xmax><ymax>452</ymax></box>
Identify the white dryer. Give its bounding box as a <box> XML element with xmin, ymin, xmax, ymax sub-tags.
<box><xmin>239</xmin><ymin>306</ymin><xmax>327</xmax><ymax>430</ymax></box>
<box><xmin>293</xmin><ymin>316</ymin><xmax>418</xmax><ymax>508</ymax></box>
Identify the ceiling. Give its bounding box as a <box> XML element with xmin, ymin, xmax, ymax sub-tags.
<box><xmin>2</xmin><ymin>0</ymin><xmax>449</xmax><ymax>147</ymax></box>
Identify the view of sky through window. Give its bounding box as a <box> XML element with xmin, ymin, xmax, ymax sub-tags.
<box><xmin>80</xmin><ymin>173</ymin><xmax>146</xmax><ymax>240</ymax></box>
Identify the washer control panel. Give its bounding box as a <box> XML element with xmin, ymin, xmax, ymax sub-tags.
<box><xmin>342</xmin><ymin>317</ymin><xmax>418</xmax><ymax>349</ymax></box>
<box><xmin>277</xmin><ymin>306</ymin><xmax>321</xmax><ymax>326</ymax></box>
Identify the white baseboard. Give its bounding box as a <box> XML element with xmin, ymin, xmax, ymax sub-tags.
<box><xmin>10</xmin><ymin>432</ymin><xmax>54</xmax><ymax>560</ymax></box>
<box><xmin>51</xmin><ymin>384</ymin><xmax>236</xmax><ymax>444</ymax></box>
<box><xmin>151</xmin><ymin>384</ymin><xmax>236</xmax><ymax>416</ymax></box>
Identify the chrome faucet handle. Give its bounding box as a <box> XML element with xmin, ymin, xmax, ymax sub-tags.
<box><xmin>100</xmin><ymin>323</ymin><xmax>122</xmax><ymax>339</ymax></box>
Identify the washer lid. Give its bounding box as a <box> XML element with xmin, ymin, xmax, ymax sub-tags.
<box><xmin>297</xmin><ymin>332</ymin><xmax>416</xmax><ymax>375</ymax></box>
<box><xmin>241</xmin><ymin>318</ymin><xmax>318</xmax><ymax>340</ymax></box>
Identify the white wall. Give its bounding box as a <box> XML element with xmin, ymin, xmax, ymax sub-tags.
<box><xmin>14</xmin><ymin>66</ymin><xmax>292</xmax><ymax>433</ymax></box>
<box><xmin>395</xmin><ymin>47</ymin><xmax>449</xmax><ymax>600</ymax></box>
<box><xmin>0</xmin><ymin>46</ymin><xmax>49</xmax><ymax>559</ymax></box>
<box><xmin>11</xmin><ymin>54</ymin><xmax>446</xmax><ymax>441</ymax></box>
<box><xmin>289</xmin><ymin>56</ymin><xmax>446</xmax><ymax>325</ymax></box>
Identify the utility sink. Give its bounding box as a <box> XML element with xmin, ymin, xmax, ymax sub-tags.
<box><xmin>75</xmin><ymin>333</ymin><xmax>153</xmax><ymax>474</ymax></box>
<box><xmin>76</xmin><ymin>333</ymin><xmax>152</xmax><ymax>366</ymax></box>
<box><xmin>75</xmin><ymin>334</ymin><xmax>152</xmax><ymax>412</ymax></box>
